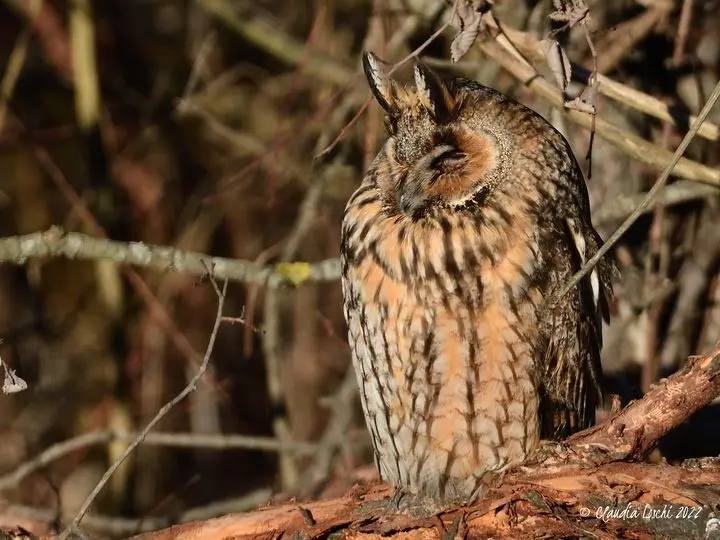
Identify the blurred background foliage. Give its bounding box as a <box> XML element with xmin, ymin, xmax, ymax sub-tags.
<box><xmin>0</xmin><ymin>0</ymin><xmax>719</xmax><ymax>537</ymax></box>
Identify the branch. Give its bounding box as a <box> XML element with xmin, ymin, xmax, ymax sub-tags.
<box><xmin>553</xmin><ymin>78</ymin><xmax>720</xmax><ymax>302</ymax></box>
<box><xmin>0</xmin><ymin>431</ymin><xmax>318</xmax><ymax>493</ymax></box>
<box><xmin>593</xmin><ymin>181</ymin><xmax>718</xmax><ymax>224</ymax></box>
<box><xmin>57</xmin><ymin>277</ymin><xmax>229</xmax><ymax>539</ymax></box>
<box><xmin>478</xmin><ymin>15</ymin><xmax>720</xmax><ymax>142</ymax></box>
<box><xmin>568</xmin><ymin>341</ymin><xmax>720</xmax><ymax>460</ymax></box>
<box><xmin>0</xmin><ymin>226</ymin><xmax>340</xmax><ymax>287</ymax></box>
<box><xmin>477</xmin><ymin>37</ymin><xmax>720</xmax><ymax>188</ymax></box>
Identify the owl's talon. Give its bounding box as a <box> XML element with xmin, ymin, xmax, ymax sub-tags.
<box><xmin>381</xmin><ymin>490</ymin><xmax>446</xmax><ymax>518</ymax></box>
<box><xmin>390</xmin><ymin>488</ymin><xmax>407</xmax><ymax>511</ymax></box>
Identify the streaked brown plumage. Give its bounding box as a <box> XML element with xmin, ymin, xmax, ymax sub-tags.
<box><xmin>340</xmin><ymin>52</ymin><xmax>613</xmax><ymax>506</ymax></box>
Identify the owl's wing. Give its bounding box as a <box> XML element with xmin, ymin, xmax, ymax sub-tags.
<box><xmin>539</xmin><ymin>218</ymin><xmax>612</xmax><ymax>440</ymax></box>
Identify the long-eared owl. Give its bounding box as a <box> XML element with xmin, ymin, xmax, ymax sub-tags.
<box><xmin>340</xmin><ymin>52</ymin><xmax>613</xmax><ymax>505</ymax></box>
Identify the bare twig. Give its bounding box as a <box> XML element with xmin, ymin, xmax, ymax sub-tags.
<box><xmin>672</xmin><ymin>0</ymin><xmax>694</xmax><ymax>67</ymax></box>
<box><xmin>593</xmin><ymin>181</ymin><xmax>718</xmax><ymax>224</ymax></box>
<box><xmin>478</xmin><ymin>35</ymin><xmax>720</xmax><ymax>187</ymax></box>
<box><xmin>480</xmin><ymin>17</ymin><xmax>720</xmax><ymax>142</ymax></box>
<box><xmin>554</xmin><ymin>79</ymin><xmax>720</xmax><ymax>304</ymax></box>
<box><xmin>593</xmin><ymin>5</ymin><xmax>669</xmax><ymax>74</ymax></box>
<box><xmin>0</xmin><ymin>227</ymin><xmax>340</xmax><ymax>287</ymax></box>
<box><xmin>0</xmin><ymin>430</ymin><xmax>316</xmax><ymax>492</ymax></box>
<box><xmin>0</xmin><ymin>0</ymin><xmax>41</xmax><ymax>132</ymax></box>
<box><xmin>3</xmin><ymin>488</ymin><xmax>273</xmax><ymax>537</ymax></box>
<box><xmin>659</xmin><ymin>211</ymin><xmax>720</xmax><ymax>370</ymax></box>
<box><xmin>699</xmin><ymin>274</ymin><xmax>720</xmax><ymax>353</ymax></box>
<box><xmin>57</xmin><ymin>278</ymin><xmax>229</xmax><ymax>539</ymax></box>
<box><xmin>197</xmin><ymin>0</ymin><xmax>353</xmax><ymax>86</ymax></box>
<box><xmin>2</xmin><ymin>0</ymin><xmax>73</xmax><ymax>80</ymax></box>
<box><xmin>314</xmin><ymin>97</ymin><xmax>372</xmax><ymax>160</ymax></box>
<box><xmin>69</xmin><ymin>0</ymin><xmax>100</xmax><ymax>134</ymax></box>
<box><xmin>304</xmin><ymin>367</ymin><xmax>360</xmax><ymax>485</ymax></box>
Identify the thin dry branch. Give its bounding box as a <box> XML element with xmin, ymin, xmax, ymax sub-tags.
<box><xmin>302</xmin><ymin>366</ymin><xmax>360</xmax><ymax>486</ymax></box>
<box><xmin>593</xmin><ymin>4</ymin><xmax>669</xmax><ymax>74</ymax></box>
<box><xmin>593</xmin><ymin>180</ymin><xmax>718</xmax><ymax>224</ymax></box>
<box><xmin>483</xmin><ymin>16</ymin><xmax>720</xmax><ymax>142</ymax></box>
<box><xmin>69</xmin><ymin>0</ymin><xmax>100</xmax><ymax>133</ymax></box>
<box><xmin>57</xmin><ymin>278</ymin><xmax>230</xmax><ymax>539</ymax></box>
<box><xmin>478</xmin><ymin>37</ymin><xmax>720</xmax><ymax>188</ymax></box>
<box><xmin>0</xmin><ymin>0</ymin><xmax>41</xmax><ymax>132</ymax></box>
<box><xmin>0</xmin><ymin>431</ymin><xmax>318</xmax><ymax>493</ymax></box>
<box><xmin>0</xmin><ymin>226</ymin><xmax>340</xmax><ymax>287</ymax></box>
<box><xmin>553</xmin><ymin>78</ymin><xmax>720</xmax><ymax>302</ymax></box>
<box><xmin>2</xmin><ymin>0</ymin><xmax>73</xmax><ymax>80</ymax></box>
<box><xmin>197</xmin><ymin>0</ymin><xmax>353</xmax><ymax>86</ymax></box>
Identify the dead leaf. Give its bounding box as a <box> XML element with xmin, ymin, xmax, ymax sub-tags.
<box><xmin>565</xmin><ymin>77</ymin><xmax>598</xmax><ymax>114</ymax></box>
<box><xmin>540</xmin><ymin>38</ymin><xmax>571</xmax><ymax>91</ymax></box>
<box><xmin>450</xmin><ymin>0</ymin><xmax>489</xmax><ymax>62</ymax></box>
<box><xmin>565</xmin><ymin>96</ymin><xmax>595</xmax><ymax>114</ymax></box>
<box><xmin>550</xmin><ymin>0</ymin><xmax>590</xmax><ymax>30</ymax></box>
<box><xmin>2</xmin><ymin>360</ymin><xmax>28</xmax><ymax>394</ymax></box>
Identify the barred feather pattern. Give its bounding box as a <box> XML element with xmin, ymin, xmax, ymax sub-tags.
<box><xmin>340</xmin><ymin>54</ymin><xmax>612</xmax><ymax>505</ymax></box>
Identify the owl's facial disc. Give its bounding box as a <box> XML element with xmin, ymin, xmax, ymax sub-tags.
<box><xmin>395</xmin><ymin>143</ymin><xmax>464</xmax><ymax>216</ymax></box>
<box><xmin>394</xmin><ymin>128</ymin><xmax>498</xmax><ymax>220</ymax></box>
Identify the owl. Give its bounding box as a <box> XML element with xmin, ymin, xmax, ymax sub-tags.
<box><xmin>340</xmin><ymin>52</ymin><xmax>613</xmax><ymax>508</ymax></box>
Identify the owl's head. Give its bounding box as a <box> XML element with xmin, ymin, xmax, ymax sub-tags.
<box><xmin>363</xmin><ymin>51</ymin><xmax>508</xmax><ymax>221</ymax></box>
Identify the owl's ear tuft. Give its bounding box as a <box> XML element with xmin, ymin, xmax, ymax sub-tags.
<box><xmin>363</xmin><ymin>51</ymin><xmax>398</xmax><ymax>114</ymax></box>
<box><xmin>413</xmin><ymin>60</ymin><xmax>457</xmax><ymax>123</ymax></box>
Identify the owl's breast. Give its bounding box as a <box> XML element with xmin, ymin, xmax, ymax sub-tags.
<box><xmin>341</xmin><ymin>186</ymin><xmax>545</xmax><ymax>500</ymax></box>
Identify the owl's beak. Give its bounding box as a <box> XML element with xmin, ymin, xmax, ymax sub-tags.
<box><xmin>397</xmin><ymin>190</ymin><xmax>425</xmax><ymax>217</ymax></box>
